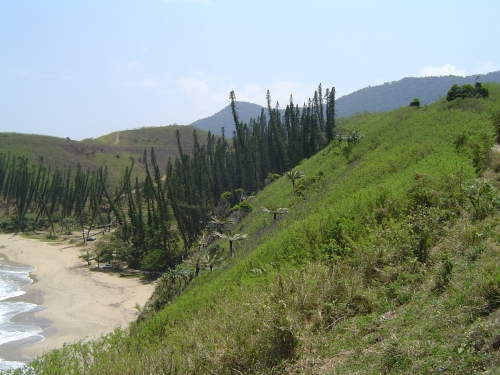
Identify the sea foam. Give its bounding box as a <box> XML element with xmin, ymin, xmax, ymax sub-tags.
<box><xmin>0</xmin><ymin>257</ymin><xmax>45</xmax><ymax>370</ymax></box>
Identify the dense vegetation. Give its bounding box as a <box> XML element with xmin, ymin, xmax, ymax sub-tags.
<box><xmin>4</xmin><ymin>83</ymin><xmax>500</xmax><ymax>374</ymax></box>
<box><xmin>0</xmin><ymin>156</ymin><xmax>110</xmax><ymax>237</ymax></box>
<box><xmin>165</xmin><ymin>84</ymin><xmax>337</xmax><ymax>252</ymax></box>
<box><xmin>0</xmin><ymin>125</ymin><xmax>205</xmax><ymax>186</ymax></box>
<box><xmin>446</xmin><ymin>82</ymin><xmax>490</xmax><ymax>101</ymax></box>
<box><xmin>0</xmin><ymin>84</ymin><xmax>337</xmax><ymax>271</ymax></box>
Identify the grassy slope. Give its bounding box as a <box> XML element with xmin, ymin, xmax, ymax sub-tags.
<box><xmin>0</xmin><ymin>125</ymin><xmax>208</xmax><ymax>186</ymax></box>
<box><xmin>12</xmin><ymin>85</ymin><xmax>500</xmax><ymax>375</ymax></box>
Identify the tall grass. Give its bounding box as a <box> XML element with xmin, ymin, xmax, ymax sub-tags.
<box><xmin>7</xmin><ymin>84</ymin><xmax>500</xmax><ymax>374</ymax></box>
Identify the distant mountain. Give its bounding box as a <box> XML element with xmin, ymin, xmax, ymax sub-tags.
<box><xmin>190</xmin><ymin>101</ymin><xmax>266</xmax><ymax>136</ymax></box>
<box><xmin>191</xmin><ymin>71</ymin><xmax>500</xmax><ymax>135</ymax></box>
<box><xmin>335</xmin><ymin>70</ymin><xmax>500</xmax><ymax>117</ymax></box>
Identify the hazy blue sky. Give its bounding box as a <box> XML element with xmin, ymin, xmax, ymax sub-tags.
<box><xmin>1</xmin><ymin>0</ymin><xmax>499</xmax><ymax>140</ymax></box>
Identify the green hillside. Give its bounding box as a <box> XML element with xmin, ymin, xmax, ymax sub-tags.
<box><xmin>9</xmin><ymin>84</ymin><xmax>500</xmax><ymax>374</ymax></box>
<box><xmin>0</xmin><ymin>125</ymin><xmax>211</xmax><ymax>186</ymax></box>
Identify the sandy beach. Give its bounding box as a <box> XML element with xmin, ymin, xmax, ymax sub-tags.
<box><xmin>0</xmin><ymin>233</ymin><xmax>155</xmax><ymax>360</ymax></box>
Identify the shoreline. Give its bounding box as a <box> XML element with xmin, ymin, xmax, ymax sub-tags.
<box><xmin>0</xmin><ymin>257</ymin><xmax>48</xmax><ymax>365</ymax></box>
<box><xmin>0</xmin><ymin>233</ymin><xmax>155</xmax><ymax>362</ymax></box>
<box><xmin>0</xmin><ymin>286</ymin><xmax>51</xmax><ymax>363</ymax></box>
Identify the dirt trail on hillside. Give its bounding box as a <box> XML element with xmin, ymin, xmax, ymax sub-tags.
<box><xmin>115</xmin><ymin>132</ymin><xmax>120</xmax><ymax>145</ymax></box>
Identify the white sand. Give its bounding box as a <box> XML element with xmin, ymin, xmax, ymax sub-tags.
<box><xmin>0</xmin><ymin>233</ymin><xmax>155</xmax><ymax>358</ymax></box>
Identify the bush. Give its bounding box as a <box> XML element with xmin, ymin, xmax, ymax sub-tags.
<box><xmin>464</xmin><ymin>179</ymin><xmax>500</xmax><ymax>220</ymax></box>
<box><xmin>446</xmin><ymin>83</ymin><xmax>489</xmax><ymax>102</ymax></box>
<box><xmin>409</xmin><ymin>98</ymin><xmax>420</xmax><ymax>107</ymax></box>
<box><xmin>230</xmin><ymin>201</ymin><xmax>252</xmax><ymax>213</ymax></box>
<box><xmin>264</xmin><ymin>173</ymin><xmax>281</xmax><ymax>185</ymax></box>
<box><xmin>491</xmin><ymin>109</ymin><xmax>500</xmax><ymax>143</ymax></box>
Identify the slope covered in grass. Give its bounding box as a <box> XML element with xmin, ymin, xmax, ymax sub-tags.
<box><xmin>10</xmin><ymin>84</ymin><xmax>500</xmax><ymax>375</ymax></box>
<box><xmin>0</xmin><ymin>125</ymin><xmax>210</xmax><ymax>186</ymax></box>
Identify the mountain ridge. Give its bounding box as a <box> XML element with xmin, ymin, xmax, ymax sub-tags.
<box><xmin>190</xmin><ymin>71</ymin><xmax>500</xmax><ymax>135</ymax></box>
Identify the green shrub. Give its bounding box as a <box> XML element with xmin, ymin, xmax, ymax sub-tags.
<box><xmin>229</xmin><ymin>200</ymin><xmax>252</xmax><ymax>213</ymax></box>
<box><xmin>447</xmin><ymin>82</ymin><xmax>488</xmax><ymax>102</ymax></box>
<box><xmin>409</xmin><ymin>98</ymin><xmax>420</xmax><ymax>107</ymax></box>
<box><xmin>464</xmin><ymin>179</ymin><xmax>500</xmax><ymax>220</ymax></box>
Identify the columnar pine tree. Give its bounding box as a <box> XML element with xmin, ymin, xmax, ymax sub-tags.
<box><xmin>326</xmin><ymin>86</ymin><xmax>336</xmax><ymax>142</ymax></box>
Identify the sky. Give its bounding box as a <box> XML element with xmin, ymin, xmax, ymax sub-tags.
<box><xmin>1</xmin><ymin>0</ymin><xmax>499</xmax><ymax>141</ymax></box>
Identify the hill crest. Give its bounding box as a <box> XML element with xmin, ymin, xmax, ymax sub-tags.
<box><xmin>190</xmin><ymin>71</ymin><xmax>500</xmax><ymax>135</ymax></box>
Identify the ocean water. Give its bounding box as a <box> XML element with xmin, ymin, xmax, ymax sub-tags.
<box><xmin>0</xmin><ymin>256</ymin><xmax>45</xmax><ymax>371</ymax></box>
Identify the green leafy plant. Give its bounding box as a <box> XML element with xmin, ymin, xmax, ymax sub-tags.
<box><xmin>283</xmin><ymin>170</ymin><xmax>305</xmax><ymax>191</ymax></box>
<box><xmin>216</xmin><ymin>231</ymin><xmax>248</xmax><ymax>257</ymax></box>
<box><xmin>262</xmin><ymin>205</ymin><xmax>290</xmax><ymax>222</ymax></box>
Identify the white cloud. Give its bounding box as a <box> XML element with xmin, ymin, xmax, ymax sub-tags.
<box><xmin>419</xmin><ymin>63</ymin><xmax>466</xmax><ymax>77</ymax></box>
<box><xmin>475</xmin><ymin>62</ymin><xmax>497</xmax><ymax>74</ymax></box>
<box><xmin>125</xmin><ymin>79</ymin><xmax>159</xmax><ymax>88</ymax></box>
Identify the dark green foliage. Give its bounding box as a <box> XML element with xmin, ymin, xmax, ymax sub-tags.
<box><xmin>141</xmin><ymin>248</ymin><xmax>166</xmax><ymax>274</ymax></box>
<box><xmin>447</xmin><ymin>83</ymin><xmax>472</xmax><ymax>101</ymax></box>
<box><xmin>409</xmin><ymin>98</ymin><xmax>420</xmax><ymax>107</ymax></box>
<box><xmin>447</xmin><ymin>82</ymin><xmax>490</xmax><ymax>102</ymax></box>
<box><xmin>114</xmin><ymin>148</ymin><xmax>180</xmax><ymax>267</ymax></box>
<box><xmin>164</xmin><ymin>84</ymin><xmax>340</xmax><ymax>254</ymax></box>
<box><xmin>475</xmin><ymin>82</ymin><xmax>490</xmax><ymax>99</ymax></box>
<box><xmin>491</xmin><ymin>109</ymin><xmax>500</xmax><ymax>143</ymax></box>
<box><xmin>229</xmin><ymin>200</ymin><xmax>252</xmax><ymax>213</ymax></box>
<box><xmin>326</xmin><ymin>87</ymin><xmax>336</xmax><ymax>141</ymax></box>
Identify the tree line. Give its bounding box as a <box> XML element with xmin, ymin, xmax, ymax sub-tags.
<box><xmin>0</xmin><ymin>154</ymin><xmax>110</xmax><ymax>238</ymax></box>
<box><xmin>164</xmin><ymin>84</ymin><xmax>337</xmax><ymax>252</ymax></box>
<box><xmin>0</xmin><ymin>84</ymin><xmax>338</xmax><ymax>271</ymax></box>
